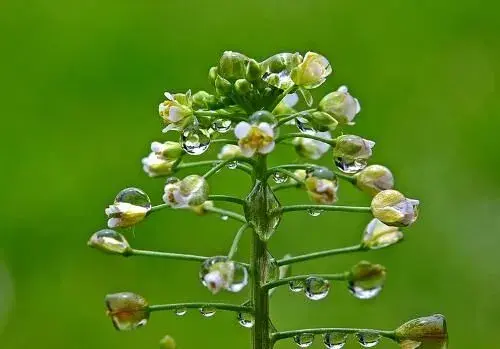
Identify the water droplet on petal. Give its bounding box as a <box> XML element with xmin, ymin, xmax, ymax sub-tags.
<box><xmin>199</xmin><ymin>257</ymin><xmax>248</xmax><ymax>293</ymax></box>
<box><xmin>308</xmin><ymin>208</ymin><xmax>322</xmax><ymax>217</ymax></box>
<box><xmin>181</xmin><ymin>127</ymin><xmax>211</xmax><ymax>155</ymax></box>
<box><xmin>272</xmin><ymin>172</ymin><xmax>288</xmax><ymax>184</ymax></box>
<box><xmin>356</xmin><ymin>332</ymin><xmax>380</xmax><ymax>348</ymax></box>
<box><xmin>237</xmin><ymin>312</ymin><xmax>255</xmax><ymax>328</ymax></box>
<box><xmin>334</xmin><ymin>157</ymin><xmax>367</xmax><ymax>174</ymax></box>
<box><xmin>221</xmin><ymin>215</ymin><xmax>229</xmax><ymax>221</ymax></box>
<box><xmin>289</xmin><ymin>280</ymin><xmax>305</xmax><ymax>293</ymax></box>
<box><xmin>88</xmin><ymin>229</ymin><xmax>130</xmax><ymax>255</ymax></box>
<box><xmin>348</xmin><ymin>281</ymin><xmax>383</xmax><ymax>300</ymax></box>
<box><xmin>323</xmin><ymin>332</ymin><xmax>348</xmax><ymax>349</ymax></box>
<box><xmin>212</xmin><ymin>119</ymin><xmax>232</xmax><ymax>133</ymax></box>
<box><xmin>227</xmin><ymin>161</ymin><xmax>238</xmax><ymax>170</ymax></box>
<box><xmin>200</xmin><ymin>307</ymin><xmax>216</xmax><ymax>317</ymax></box>
<box><xmin>115</xmin><ymin>188</ymin><xmax>151</xmax><ymax>210</ymax></box>
<box><xmin>304</xmin><ymin>277</ymin><xmax>330</xmax><ymax>300</ymax></box>
<box><xmin>294</xmin><ymin>333</ymin><xmax>315</xmax><ymax>348</ymax></box>
<box><xmin>296</xmin><ymin>117</ymin><xmax>315</xmax><ymax>133</ymax></box>
<box><xmin>174</xmin><ymin>307</ymin><xmax>187</xmax><ymax>316</ymax></box>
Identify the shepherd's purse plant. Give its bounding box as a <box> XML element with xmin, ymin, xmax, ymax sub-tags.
<box><xmin>88</xmin><ymin>51</ymin><xmax>448</xmax><ymax>349</ymax></box>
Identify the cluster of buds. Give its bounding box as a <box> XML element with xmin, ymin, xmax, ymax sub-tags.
<box><xmin>89</xmin><ymin>50</ymin><xmax>446</xmax><ymax>349</ymax></box>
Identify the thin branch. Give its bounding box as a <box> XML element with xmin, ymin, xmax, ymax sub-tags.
<box><xmin>203</xmin><ymin>157</ymin><xmax>256</xmax><ymax>179</ymax></box>
<box><xmin>208</xmin><ymin>194</ymin><xmax>245</xmax><ymax>205</ymax></box>
<box><xmin>269</xmin><ymin>164</ymin><xmax>356</xmax><ymax>184</ymax></box>
<box><xmin>269</xmin><ymin>86</ymin><xmax>297</xmax><ymax>112</ymax></box>
<box><xmin>280</xmin><ymin>205</ymin><xmax>371</xmax><ymax>214</ymax></box>
<box><xmin>203</xmin><ymin>206</ymin><xmax>247</xmax><ymax>223</ymax></box>
<box><xmin>267</xmin><ymin>167</ymin><xmax>305</xmax><ymax>184</ymax></box>
<box><xmin>276</xmin><ymin>245</ymin><xmax>366</xmax><ymax>266</ymax></box>
<box><xmin>194</xmin><ymin>110</ymin><xmax>247</xmax><ymax>121</ymax></box>
<box><xmin>262</xmin><ymin>273</ymin><xmax>348</xmax><ymax>292</ymax></box>
<box><xmin>149</xmin><ymin>302</ymin><xmax>253</xmax><ymax>314</ymax></box>
<box><xmin>129</xmin><ymin>249</ymin><xmax>207</xmax><ymax>262</ymax></box>
<box><xmin>271</xmin><ymin>328</ymin><xmax>396</xmax><ymax>343</ymax></box>
<box><xmin>271</xmin><ymin>182</ymin><xmax>302</xmax><ymax>192</ymax></box>
<box><xmin>176</xmin><ymin>160</ymin><xmax>253</xmax><ymax>176</ymax></box>
<box><xmin>210</xmin><ymin>138</ymin><xmax>238</xmax><ymax>145</ymax></box>
<box><xmin>275</xmin><ymin>109</ymin><xmax>315</xmax><ymax>128</ymax></box>
<box><xmin>228</xmin><ymin>223</ymin><xmax>250</xmax><ymax>259</ymax></box>
<box><xmin>275</xmin><ymin>133</ymin><xmax>336</xmax><ymax>146</ymax></box>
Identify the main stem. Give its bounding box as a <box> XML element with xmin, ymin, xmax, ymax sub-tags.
<box><xmin>250</xmin><ymin>155</ymin><xmax>271</xmax><ymax>349</ymax></box>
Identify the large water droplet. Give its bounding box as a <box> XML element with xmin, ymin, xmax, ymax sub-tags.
<box><xmin>323</xmin><ymin>332</ymin><xmax>348</xmax><ymax>349</ymax></box>
<box><xmin>294</xmin><ymin>333</ymin><xmax>315</xmax><ymax>348</ymax></box>
<box><xmin>296</xmin><ymin>116</ymin><xmax>315</xmax><ymax>133</ymax></box>
<box><xmin>227</xmin><ymin>263</ymin><xmax>249</xmax><ymax>293</ymax></box>
<box><xmin>200</xmin><ymin>307</ymin><xmax>216</xmax><ymax>317</ymax></box>
<box><xmin>237</xmin><ymin>312</ymin><xmax>255</xmax><ymax>328</ymax></box>
<box><xmin>227</xmin><ymin>161</ymin><xmax>238</xmax><ymax>170</ymax></box>
<box><xmin>105</xmin><ymin>292</ymin><xmax>149</xmax><ymax>331</ymax></box>
<box><xmin>356</xmin><ymin>332</ymin><xmax>380</xmax><ymax>347</ymax></box>
<box><xmin>199</xmin><ymin>257</ymin><xmax>248</xmax><ymax>293</ymax></box>
<box><xmin>348</xmin><ymin>281</ymin><xmax>383</xmax><ymax>300</ymax></box>
<box><xmin>174</xmin><ymin>307</ymin><xmax>187</xmax><ymax>316</ymax></box>
<box><xmin>334</xmin><ymin>157</ymin><xmax>367</xmax><ymax>174</ymax></box>
<box><xmin>265</xmin><ymin>252</ymin><xmax>279</xmax><ymax>283</ymax></box>
<box><xmin>181</xmin><ymin>127</ymin><xmax>211</xmax><ymax>155</ymax></box>
<box><xmin>115</xmin><ymin>187</ymin><xmax>151</xmax><ymax>210</ymax></box>
<box><xmin>212</xmin><ymin>119</ymin><xmax>232</xmax><ymax>133</ymax></box>
<box><xmin>308</xmin><ymin>208</ymin><xmax>322</xmax><ymax>217</ymax></box>
<box><xmin>88</xmin><ymin>229</ymin><xmax>130</xmax><ymax>255</ymax></box>
<box><xmin>304</xmin><ymin>277</ymin><xmax>330</xmax><ymax>300</ymax></box>
<box><xmin>272</xmin><ymin>172</ymin><xmax>288</xmax><ymax>184</ymax></box>
<box><xmin>289</xmin><ymin>280</ymin><xmax>305</xmax><ymax>293</ymax></box>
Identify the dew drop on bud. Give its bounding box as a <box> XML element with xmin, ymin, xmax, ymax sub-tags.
<box><xmin>323</xmin><ymin>332</ymin><xmax>348</xmax><ymax>349</ymax></box>
<box><xmin>115</xmin><ymin>188</ymin><xmax>152</xmax><ymax>210</ymax></box>
<box><xmin>304</xmin><ymin>277</ymin><xmax>330</xmax><ymax>300</ymax></box>
<box><xmin>237</xmin><ymin>312</ymin><xmax>255</xmax><ymax>328</ymax></box>
<box><xmin>88</xmin><ymin>229</ymin><xmax>130</xmax><ymax>255</ymax></box>
<box><xmin>212</xmin><ymin>119</ymin><xmax>232</xmax><ymax>133</ymax></box>
<box><xmin>355</xmin><ymin>332</ymin><xmax>380</xmax><ymax>348</ymax></box>
<box><xmin>294</xmin><ymin>333</ymin><xmax>315</xmax><ymax>348</ymax></box>
<box><xmin>174</xmin><ymin>307</ymin><xmax>187</xmax><ymax>316</ymax></box>
<box><xmin>334</xmin><ymin>157</ymin><xmax>367</xmax><ymax>174</ymax></box>
<box><xmin>295</xmin><ymin>116</ymin><xmax>315</xmax><ymax>133</ymax></box>
<box><xmin>308</xmin><ymin>208</ymin><xmax>322</xmax><ymax>217</ymax></box>
<box><xmin>220</xmin><ymin>215</ymin><xmax>229</xmax><ymax>221</ymax></box>
<box><xmin>227</xmin><ymin>161</ymin><xmax>238</xmax><ymax>170</ymax></box>
<box><xmin>272</xmin><ymin>172</ymin><xmax>288</xmax><ymax>184</ymax></box>
<box><xmin>289</xmin><ymin>280</ymin><xmax>305</xmax><ymax>293</ymax></box>
<box><xmin>105</xmin><ymin>292</ymin><xmax>149</xmax><ymax>331</ymax></box>
<box><xmin>181</xmin><ymin>127</ymin><xmax>211</xmax><ymax>155</ymax></box>
<box><xmin>199</xmin><ymin>307</ymin><xmax>216</xmax><ymax>317</ymax></box>
<box><xmin>347</xmin><ymin>281</ymin><xmax>383</xmax><ymax>300</ymax></box>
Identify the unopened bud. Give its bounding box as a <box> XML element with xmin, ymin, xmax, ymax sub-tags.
<box><xmin>305</xmin><ymin>173</ymin><xmax>338</xmax><ymax>205</ymax></box>
<box><xmin>333</xmin><ymin>135</ymin><xmax>375</xmax><ymax>160</ymax></box>
<box><xmin>159</xmin><ymin>335</ymin><xmax>177</xmax><ymax>349</ymax></box>
<box><xmin>151</xmin><ymin>141</ymin><xmax>183</xmax><ymax>159</ymax></box>
<box><xmin>218</xmin><ymin>51</ymin><xmax>247</xmax><ymax>80</ymax></box>
<box><xmin>191</xmin><ymin>90</ymin><xmax>218</xmax><ymax>109</ymax></box>
<box><xmin>142</xmin><ymin>153</ymin><xmax>176</xmax><ymax>177</ymax></box>
<box><xmin>218</xmin><ymin>144</ymin><xmax>243</xmax><ymax>160</ymax></box>
<box><xmin>248</xmin><ymin>110</ymin><xmax>277</xmax><ymax>125</ymax></box>
<box><xmin>293</xmin><ymin>131</ymin><xmax>331</xmax><ymax>160</ymax></box>
<box><xmin>371</xmin><ymin>190</ymin><xmax>419</xmax><ymax>227</ymax></box>
<box><xmin>245</xmin><ymin>58</ymin><xmax>262</xmax><ymax>81</ymax></box>
<box><xmin>215</xmin><ymin>75</ymin><xmax>232</xmax><ymax>95</ymax></box>
<box><xmin>105</xmin><ymin>292</ymin><xmax>149</xmax><ymax>331</ymax></box>
<box><xmin>395</xmin><ymin>314</ymin><xmax>448</xmax><ymax>349</ymax></box>
<box><xmin>234</xmin><ymin>79</ymin><xmax>253</xmax><ymax>95</ymax></box>
<box><xmin>348</xmin><ymin>261</ymin><xmax>386</xmax><ymax>299</ymax></box>
<box><xmin>178</xmin><ymin>175</ymin><xmax>209</xmax><ymax>207</ymax></box>
<box><xmin>309</xmin><ymin>111</ymin><xmax>338</xmax><ymax>132</ymax></box>
<box><xmin>88</xmin><ymin>229</ymin><xmax>131</xmax><ymax>255</ymax></box>
<box><xmin>362</xmin><ymin>218</ymin><xmax>403</xmax><ymax>249</ymax></box>
<box><xmin>291</xmin><ymin>51</ymin><xmax>332</xmax><ymax>89</ymax></box>
<box><xmin>354</xmin><ymin>165</ymin><xmax>394</xmax><ymax>196</ymax></box>
<box><xmin>208</xmin><ymin>66</ymin><xmax>218</xmax><ymax>85</ymax></box>
<box><xmin>319</xmin><ymin>85</ymin><xmax>361</xmax><ymax>125</ymax></box>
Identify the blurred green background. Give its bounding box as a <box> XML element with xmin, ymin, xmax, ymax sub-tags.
<box><xmin>1</xmin><ymin>0</ymin><xmax>499</xmax><ymax>348</ymax></box>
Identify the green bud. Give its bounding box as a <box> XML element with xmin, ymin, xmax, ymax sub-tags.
<box><xmin>362</xmin><ymin>218</ymin><xmax>403</xmax><ymax>249</ymax></box>
<box><xmin>348</xmin><ymin>261</ymin><xmax>386</xmax><ymax>293</ymax></box>
<box><xmin>333</xmin><ymin>135</ymin><xmax>375</xmax><ymax>160</ymax></box>
<box><xmin>218</xmin><ymin>51</ymin><xmax>248</xmax><ymax>80</ymax></box>
<box><xmin>249</xmin><ymin>110</ymin><xmax>277</xmax><ymax>125</ymax></box>
<box><xmin>354</xmin><ymin>165</ymin><xmax>394</xmax><ymax>196</ymax></box>
<box><xmin>319</xmin><ymin>85</ymin><xmax>361</xmax><ymax>125</ymax></box>
<box><xmin>371</xmin><ymin>190</ymin><xmax>419</xmax><ymax>227</ymax></box>
<box><xmin>88</xmin><ymin>229</ymin><xmax>132</xmax><ymax>255</ymax></box>
<box><xmin>215</xmin><ymin>75</ymin><xmax>233</xmax><ymax>95</ymax></box>
<box><xmin>208</xmin><ymin>66</ymin><xmax>218</xmax><ymax>85</ymax></box>
<box><xmin>218</xmin><ymin>144</ymin><xmax>243</xmax><ymax>160</ymax></box>
<box><xmin>179</xmin><ymin>175</ymin><xmax>209</xmax><ymax>206</ymax></box>
<box><xmin>191</xmin><ymin>90</ymin><xmax>218</xmax><ymax>109</ymax></box>
<box><xmin>105</xmin><ymin>292</ymin><xmax>149</xmax><ymax>331</ymax></box>
<box><xmin>395</xmin><ymin>314</ymin><xmax>448</xmax><ymax>349</ymax></box>
<box><xmin>307</xmin><ymin>166</ymin><xmax>335</xmax><ymax>180</ymax></box>
<box><xmin>266</xmin><ymin>73</ymin><xmax>280</xmax><ymax>87</ymax></box>
<box><xmin>159</xmin><ymin>335</ymin><xmax>177</xmax><ymax>349</ymax></box>
<box><xmin>309</xmin><ymin>111</ymin><xmax>338</xmax><ymax>131</ymax></box>
<box><xmin>245</xmin><ymin>58</ymin><xmax>262</xmax><ymax>81</ymax></box>
<box><xmin>234</xmin><ymin>79</ymin><xmax>253</xmax><ymax>95</ymax></box>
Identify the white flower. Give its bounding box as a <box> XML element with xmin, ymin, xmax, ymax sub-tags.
<box><xmin>282</xmin><ymin>93</ymin><xmax>299</xmax><ymax>108</ymax></box>
<box><xmin>217</xmin><ymin>144</ymin><xmax>243</xmax><ymax>160</ymax></box>
<box><xmin>291</xmin><ymin>52</ymin><xmax>332</xmax><ymax>89</ymax></box>
<box><xmin>234</xmin><ymin>121</ymin><xmax>275</xmax><ymax>157</ymax></box>
<box><xmin>141</xmin><ymin>152</ymin><xmax>175</xmax><ymax>177</ymax></box>
<box><xmin>203</xmin><ymin>270</ymin><xmax>226</xmax><ymax>294</ymax></box>
<box><xmin>319</xmin><ymin>85</ymin><xmax>361</xmax><ymax>125</ymax></box>
<box><xmin>371</xmin><ymin>190</ymin><xmax>419</xmax><ymax>227</ymax></box>
<box><xmin>105</xmin><ymin>202</ymin><xmax>149</xmax><ymax>228</ymax></box>
<box><xmin>293</xmin><ymin>131</ymin><xmax>331</xmax><ymax>160</ymax></box>
<box><xmin>159</xmin><ymin>91</ymin><xmax>193</xmax><ymax>133</ymax></box>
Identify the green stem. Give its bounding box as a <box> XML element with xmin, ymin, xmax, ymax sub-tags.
<box><xmin>275</xmin><ymin>133</ymin><xmax>336</xmax><ymax>146</ymax></box>
<box><xmin>210</xmin><ymin>138</ymin><xmax>238</xmax><ymax>145</ymax></box>
<box><xmin>176</xmin><ymin>160</ymin><xmax>253</xmax><ymax>176</ymax></box>
<box><xmin>266</xmin><ymin>167</ymin><xmax>305</xmax><ymax>184</ymax></box>
<box><xmin>149</xmin><ymin>302</ymin><xmax>252</xmax><ymax>314</ymax></box>
<box><xmin>280</xmin><ymin>204</ymin><xmax>371</xmax><ymax>214</ymax></box>
<box><xmin>269</xmin><ymin>164</ymin><xmax>356</xmax><ymax>183</ymax></box>
<box><xmin>129</xmin><ymin>249</ymin><xmax>207</xmax><ymax>262</ymax></box>
<box><xmin>262</xmin><ymin>273</ymin><xmax>348</xmax><ymax>292</ymax></box>
<box><xmin>208</xmin><ymin>194</ymin><xmax>245</xmax><ymax>205</ymax></box>
<box><xmin>269</xmin><ymin>86</ymin><xmax>297</xmax><ymax>112</ymax></box>
<box><xmin>276</xmin><ymin>245</ymin><xmax>366</xmax><ymax>266</ymax></box>
<box><xmin>228</xmin><ymin>223</ymin><xmax>249</xmax><ymax>259</ymax></box>
<box><xmin>203</xmin><ymin>158</ymin><xmax>256</xmax><ymax>179</ymax></box>
<box><xmin>275</xmin><ymin>109</ymin><xmax>315</xmax><ymax>128</ymax></box>
<box><xmin>203</xmin><ymin>206</ymin><xmax>247</xmax><ymax>223</ymax></box>
<box><xmin>194</xmin><ymin>110</ymin><xmax>247</xmax><ymax>121</ymax></box>
<box><xmin>271</xmin><ymin>328</ymin><xmax>397</xmax><ymax>343</ymax></box>
<box><xmin>271</xmin><ymin>182</ymin><xmax>302</xmax><ymax>192</ymax></box>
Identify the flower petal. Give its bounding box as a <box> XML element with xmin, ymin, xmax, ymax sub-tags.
<box><xmin>234</xmin><ymin>122</ymin><xmax>251</xmax><ymax>139</ymax></box>
<box><xmin>259</xmin><ymin>141</ymin><xmax>275</xmax><ymax>154</ymax></box>
<box><xmin>240</xmin><ymin>144</ymin><xmax>256</xmax><ymax>157</ymax></box>
<box><xmin>258</xmin><ymin>122</ymin><xmax>274</xmax><ymax>137</ymax></box>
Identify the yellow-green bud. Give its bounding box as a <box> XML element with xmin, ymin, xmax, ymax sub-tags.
<box><xmin>354</xmin><ymin>165</ymin><xmax>394</xmax><ymax>196</ymax></box>
<box><xmin>349</xmin><ymin>261</ymin><xmax>386</xmax><ymax>292</ymax></box>
<box><xmin>291</xmin><ymin>51</ymin><xmax>332</xmax><ymax>89</ymax></box>
<box><xmin>192</xmin><ymin>90</ymin><xmax>217</xmax><ymax>109</ymax></box>
<box><xmin>246</xmin><ymin>58</ymin><xmax>262</xmax><ymax>82</ymax></box>
<box><xmin>333</xmin><ymin>135</ymin><xmax>375</xmax><ymax>160</ymax></box>
<box><xmin>179</xmin><ymin>175</ymin><xmax>209</xmax><ymax>206</ymax></box>
<box><xmin>293</xmin><ymin>131</ymin><xmax>331</xmax><ymax>160</ymax></box>
<box><xmin>309</xmin><ymin>111</ymin><xmax>339</xmax><ymax>131</ymax></box>
<box><xmin>215</xmin><ymin>75</ymin><xmax>232</xmax><ymax>95</ymax></box>
<box><xmin>362</xmin><ymin>218</ymin><xmax>403</xmax><ymax>249</ymax></box>
<box><xmin>105</xmin><ymin>292</ymin><xmax>149</xmax><ymax>331</ymax></box>
<box><xmin>218</xmin><ymin>144</ymin><xmax>243</xmax><ymax>160</ymax></box>
<box><xmin>208</xmin><ymin>66</ymin><xmax>218</xmax><ymax>85</ymax></box>
<box><xmin>142</xmin><ymin>153</ymin><xmax>177</xmax><ymax>177</ymax></box>
<box><xmin>234</xmin><ymin>79</ymin><xmax>253</xmax><ymax>95</ymax></box>
<box><xmin>319</xmin><ymin>85</ymin><xmax>361</xmax><ymax>125</ymax></box>
<box><xmin>261</xmin><ymin>52</ymin><xmax>303</xmax><ymax>89</ymax></box>
<box><xmin>151</xmin><ymin>141</ymin><xmax>183</xmax><ymax>159</ymax></box>
<box><xmin>371</xmin><ymin>190</ymin><xmax>419</xmax><ymax>227</ymax></box>
<box><xmin>88</xmin><ymin>229</ymin><xmax>132</xmax><ymax>255</ymax></box>
<box><xmin>159</xmin><ymin>335</ymin><xmax>177</xmax><ymax>349</ymax></box>
<box><xmin>218</xmin><ymin>51</ymin><xmax>248</xmax><ymax>80</ymax></box>
<box><xmin>395</xmin><ymin>314</ymin><xmax>448</xmax><ymax>349</ymax></box>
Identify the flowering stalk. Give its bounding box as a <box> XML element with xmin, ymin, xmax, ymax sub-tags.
<box><xmin>89</xmin><ymin>50</ymin><xmax>447</xmax><ymax>349</ymax></box>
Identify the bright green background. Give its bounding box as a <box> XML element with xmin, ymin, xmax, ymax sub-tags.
<box><xmin>1</xmin><ymin>0</ymin><xmax>499</xmax><ymax>348</ymax></box>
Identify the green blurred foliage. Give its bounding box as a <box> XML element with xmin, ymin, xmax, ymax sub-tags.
<box><xmin>0</xmin><ymin>0</ymin><xmax>499</xmax><ymax>348</ymax></box>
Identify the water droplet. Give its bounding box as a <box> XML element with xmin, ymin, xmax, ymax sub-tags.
<box><xmin>200</xmin><ymin>307</ymin><xmax>216</xmax><ymax>317</ymax></box>
<box><xmin>348</xmin><ymin>281</ymin><xmax>383</xmax><ymax>300</ymax></box>
<box><xmin>88</xmin><ymin>229</ymin><xmax>130</xmax><ymax>255</ymax></box>
<box><xmin>334</xmin><ymin>157</ymin><xmax>367</xmax><ymax>174</ymax></box>
<box><xmin>272</xmin><ymin>172</ymin><xmax>288</xmax><ymax>184</ymax></box>
<box><xmin>220</xmin><ymin>215</ymin><xmax>229</xmax><ymax>221</ymax></box>
<box><xmin>174</xmin><ymin>307</ymin><xmax>187</xmax><ymax>316</ymax></box>
<box><xmin>356</xmin><ymin>332</ymin><xmax>380</xmax><ymax>348</ymax></box>
<box><xmin>115</xmin><ymin>187</ymin><xmax>151</xmax><ymax>210</ymax></box>
<box><xmin>289</xmin><ymin>280</ymin><xmax>305</xmax><ymax>293</ymax></box>
<box><xmin>237</xmin><ymin>312</ymin><xmax>255</xmax><ymax>328</ymax></box>
<box><xmin>181</xmin><ymin>127</ymin><xmax>211</xmax><ymax>155</ymax></box>
<box><xmin>323</xmin><ymin>332</ymin><xmax>348</xmax><ymax>349</ymax></box>
<box><xmin>105</xmin><ymin>292</ymin><xmax>149</xmax><ymax>331</ymax></box>
<box><xmin>308</xmin><ymin>208</ymin><xmax>322</xmax><ymax>217</ymax></box>
<box><xmin>265</xmin><ymin>252</ymin><xmax>280</xmax><ymax>283</ymax></box>
<box><xmin>212</xmin><ymin>119</ymin><xmax>232</xmax><ymax>133</ymax></box>
<box><xmin>165</xmin><ymin>177</ymin><xmax>179</xmax><ymax>185</ymax></box>
<box><xmin>294</xmin><ymin>333</ymin><xmax>315</xmax><ymax>348</ymax></box>
<box><xmin>296</xmin><ymin>116</ymin><xmax>315</xmax><ymax>133</ymax></box>
<box><xmin>227</xmin><ymin>262</ymin><xmax>249</xmax><ymax>293</ymax></box>
<box><xmin>304</xmin><ymin>277</ymin><xmax>330</xmax><ymax>300</ymax></box>
<box><xmin>227</xmin><ymin>161</ymin><xmax>238</xmax><ymax>170</ymax></box>
<box><xmin>199</xmin><ymin>257</ymin><xmax>248</xmax><ymax>293</ymax></box>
